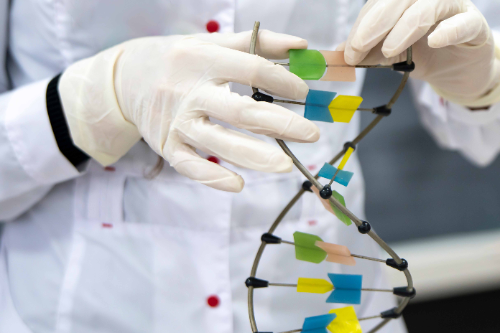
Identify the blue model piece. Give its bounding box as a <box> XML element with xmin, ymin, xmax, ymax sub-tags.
<box><xmin>302</xmin><ymin>313</ymin><xmax>337</xmax><ymax>333</ymax></box>
<box><xmin>304</xmin><ymin>90</ymin><xmax>337</xmax><ymax>123</ymax></box>
<box><xmin>326</xmin><ymin>273</ymin><xmax>362</xmax><ymax>305</ymax></box>
<box><xmin>333</xmin><ymin>170</ymin><xmax>354</xmax><ymax>187</ymax></box>
<box><xmin>317</xmin><ymin>163</ymin><xmax>354</xmax><ymax>187</ymax></box>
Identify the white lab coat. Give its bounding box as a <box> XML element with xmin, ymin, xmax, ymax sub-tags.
<box><xmin>1</xmin><ymin>1</ymin><xmax>500</xmax><ymax>333</ymax></box>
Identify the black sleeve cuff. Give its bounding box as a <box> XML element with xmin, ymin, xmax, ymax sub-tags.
<box><xmin>46</xmin><ymin>74</ymin><xmax>90</xmax><ymax>168</ymax></box>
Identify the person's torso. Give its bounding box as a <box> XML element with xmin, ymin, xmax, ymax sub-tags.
<box><xmin>0</xmin><ymin>1</ymin><xmax>402</xmax><ymax>333</ymax></box>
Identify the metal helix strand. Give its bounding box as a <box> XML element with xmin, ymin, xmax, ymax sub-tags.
<box><xmin>247</xmin><ymin>21</ymin><xmax>414</xmax><ymax>333</ymax></box>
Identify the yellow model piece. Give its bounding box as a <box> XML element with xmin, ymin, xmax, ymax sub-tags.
<box><xmin>297</xmin><ymin>277</ymin><xmax>333</xmax><ymax>294</ymax></box>
<box><xmin>338</xmin><ymin>147</ymin><xmax>354</xmax><ymax>170</ymax></box>
<box><xmin>327</xmin><ymin>306</ymin><xmax>362</xmax><ymax>333</ymax></box>
<box><xmin>328</xmin><ymin>96</ymin><xmax>363</xmax><ymax>123</ymax></box>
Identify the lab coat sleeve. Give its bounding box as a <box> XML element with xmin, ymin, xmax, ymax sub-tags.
<box><xmin>0</xmin><ymin>80</ymin><xmax>83</xmax><ymax>221</ymax></box>
<box><xmin>0</xmin><ymin>0</ymin><xmax>84</xmax><ymax>221</ymax></box>
<box><xmin>411</xmin><ymin>79</ymin><xmax>500</xmax><ymax>167</ymax></box>
<box><xmin>411</xmin><ymin>45</ymin><xmax>500</xmax><ymax>168</ymax></box>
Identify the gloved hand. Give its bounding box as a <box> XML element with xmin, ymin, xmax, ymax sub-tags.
<box><xmin>59</xmin><ymin>31</ymin><xmax>320</xmax><ymax>192</ymax></box>
<box><xmin>341</xmin><ymin>0</ymin><xmax>500</xmax><ymax>107</ymax></box>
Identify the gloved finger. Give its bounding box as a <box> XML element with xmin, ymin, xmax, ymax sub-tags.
<box><xmin>356</xmin><ymin>40</ymin><xmax>406</xmax><ymax>66</ymax></box>
<box><xmin>382</xmin><ymin>0</ymin><xmax>464</xmax><ymax>58</ymax></box>
<box><xmin>175</xmin><ymin>37</ymin><xmax>308</xmax><ymax>99</ymax></box>
<box><xmin>335</xmin><ymin>41</ymin><xmax>346</xmax><ymax>51</ymax></box>
<box><xmin>198</xmin><ymin>42</ymin><xmax>309</xmax><ymax>99</ymax></box>
<box><xmin>194</xmin><ymin>29</ymin><xmax>308</xmax><ymax>59</ymax></box>
<box><xmin>346</xmin><ymin>0</ymin><xmax>415</xmax><ymax>64</ymax></box>
<box><xmin>198</xmin><ymin>88</ymin><xmax>320</xmax><ymax>143</ymax></box>
<box><xmin>165</xmin><ymin>136</ymin><xmax>245</xmax><ymax>192</ymax></box>
<box><xmin>428</xmin><ymin>8</ymin><xmax>489</xmax><ymax>48</ymax></box>
<box><xmin>175</xmin><ymin>117</ymin><xmax>293</xmax><ymax>173</ymax></box>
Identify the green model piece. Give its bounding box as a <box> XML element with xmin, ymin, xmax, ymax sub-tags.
<box><xmin>330</xmin><ymin>191</ymin><xmax>352</xmax><ymax>226</ymax></box>
<box><xmin>289</xmin><ymin>49</ymin><xmax>326</xmax><ymax>80</ymax></box>
<box><xmin>293</xmin><ymin>231</ymin><xmax>327</xmax><ymax>263</ymax></box>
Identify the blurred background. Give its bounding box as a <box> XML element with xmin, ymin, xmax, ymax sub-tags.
<box><xmin>359</xmin><ymin>69</ymin><xmax>500</xmax><ymax>332</ymax></box>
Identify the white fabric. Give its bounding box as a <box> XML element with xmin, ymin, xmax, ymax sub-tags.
<box><xmin>5</xmin><ymin>79</ymin><xmax>80</xmax><ymax>185</ymax></box>
<box><xmin>0</xmin><ymin>242</ymin><xmax>32</xmax><ymax>333</ymax></box>
<box><xmin>0</xmin><ymin>81</ymin><xmax>79</xmax><ymax>221</ymax></box>
<box><xmin>412</xmin><ymin>79</ymin><xmax>500</xmax><ymax>167</ymax></box>
<box><xmin>0</xmin><ymin>0</ymin><xmax>498</xmax><ymax>333</ymax></box>
<box><xmin>343</xmin><ymin>0</ymin><xmax>500</xmax><ymax>107</ymax></box>
<box><xmin>60</xmin><ymin>32</ymin><xmax>319</xmax><ymax>192</ymax></box>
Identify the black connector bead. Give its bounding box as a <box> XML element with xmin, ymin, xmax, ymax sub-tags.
<box><xmin>393</xmin><ymin>287</ymin><xmax>416</xmax><ymax>299</ymax></box>
<box><xmin>245</xmin><ymin>277</ymin><xmax>269</xmax><ymax>289</ymax></box>
<box><xmin>252</xmin><ymin>92</ymin><xmax>274</xmax><ymax>103</ymax></box>
<box><xmin>302</xmin><ymin>180</ymin><xmax>313</xmax><ymax>192</ymax></box>
<box><xmin>392</xmin><ymin>61</ymin><xmax>416</xmax><ymax>73</ymax></box>
<box><xmin>261</xmin><ymin>233</ymin><xmax>282</xmax><ymax>244</ymax></box>
<box><xmin>381</xmin><ymin>307</ymin><xmax>402</xmax><ymax>319</ymax></box>
<box><xmin>320</xmin><ymin>185</ymin><xmax>333</xmax><ymax>199</ymax></box>
<box><xmin>373</xmin><ymin>105</ymin><xmax>392</xmax><ymax>116</ymax></box>
<box><xmin>386</xmin><ymin>258</ymin><xmax>409</xmax><ymax>271</ymax></box>
<box><xmin>343</xmin><ymin>141</ymin><xmax>356</xmax><ymax>152</ymax></box>
<box><xmin>358</xmin><ymin>221</ymin><xmax>371</xmax><ymax>234</ymax></box>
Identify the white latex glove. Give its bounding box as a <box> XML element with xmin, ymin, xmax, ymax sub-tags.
<box><xmin>59</xmin><ymin>31</ymin><xmax>320</xmax><ymax>192</ymax></box>
<box><xmin>341</xmin><ymin>0</ymin><xmax>500</xmax><ymax>107</ymax></box>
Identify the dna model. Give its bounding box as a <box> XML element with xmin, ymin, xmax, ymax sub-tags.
<box><xmin>246</xmin><ymin>22</ymin><xmax>416</xmax><ymax>333</ymax></box>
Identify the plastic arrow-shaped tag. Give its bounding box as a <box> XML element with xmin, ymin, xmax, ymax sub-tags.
<box><xmin>304</xmin><ymin>90</ymin><xmax>337</xmax><ymax>123</ymax></box>
<box><xmin>289</xmin><ymin>49</ymin><xmax>327</xmax><ymax>80</ymax></box>
<box><xmin>338</xmin><ymin>147</ymin><xmax>355</xmax><ymax>170</ymax></box>
<box><xmin>302</xmin><ymin>313</ymin><xmax>338</xmax><ymax>333</ymax></box>
<box><xmin>297</xmin><ymin>274</ymin><xmax>362</xmax><ymax>305</ymax></box>
<box><xmin>330</xmin><ymin>191</ymin><xmax>352</xmax><ymax>226</ymax></box>
<box><xmin>310</xmin><ymin>187</ymin><xmax>352</xmax><ymax>226</ymax></box>
<box><xmin>327</xmin><ymin>306</ymin><xmax>362</xmax><ymax>333</ymax></box>
<box><xmin>326</xmin><ymin>273</ymin><xmax>362</xmax><ymax>305</ymax></box>
<box><xmin>289</xmin><ymin>50</ymin><xmax>356</xmax><ymax>82</ymax></box>
<box><xmin>297</xmin><ymin>277</ymin><xmax>334</xmax><ymax>294</ymax></box>
<box><xmin>320</xmin><ymin>51</ymin><xmax>356</xmax><ymax>82</ymax></box>
<box><xmin>293</xmin><ymin>231</ymin><xmax>327</xmax><ymax>264</ymax></box>
<box><xmin>315</xmin><ymin>241</ymin><xmax>356</xmax><ymax>266</ymax></box>
<box><xmin>328</xmin><ymin>96</ymin><xmax>364</xmax><ymax>123</ymax></box>
<box><xmin>317</xmin><ymin>163</ymin><xmax>354</xmax><ymax>187</ymax></box>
